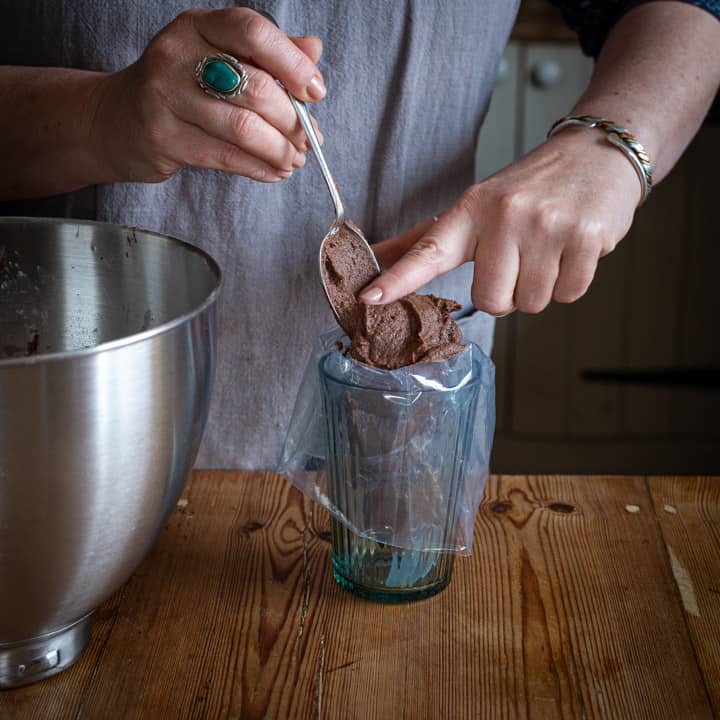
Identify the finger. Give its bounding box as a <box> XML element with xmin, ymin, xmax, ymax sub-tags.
<box><xmin>178</xmin><ymin>86</ymin><xmax>306</xmax><ymax>173</ymax></box>
<box><xmin>358</xmin><ymin>210</ymin><xmax>474</xmax><ymax>305</ymax></box>
<box><xmin>291</xmin><ymin>36</ymin><xmax>323</xmax><ymax>65</ymax></box>
<box><xmin>173</xmin><ymin>120</ymin><xmax>293</xmax><ymax>181</ymax></box>
<box><xmin>471</xmin><ymin>241</ymin><xmax>519</xmax><ymax>317</ymax></box>
<box><xmin>513</xmin><ymin>251</ymin><xmax>560</xmax><ymax>314</ymax></box>
<box><xmin>494</xmin><ymin>304</ymin><xmax>517</xmax><ymax>318</ymax></box>
<box><xmin>239</xmin><ymin>67</ymin><xmax>324</xmax><ymax>149</ymax></box>
<box><xmin>191</xmin><ymin>8</ymin><xmax>326</xmax><ymax>102</ymax></box>
<box><xmin>238</xmin><ymin>65</ymin><xmax>312</xmax><ymax>151</ymax></box>
<box><xmin>553</xmin><ymin>247</ymin><xmax>599</xmax><ymax>303</ymax></box>
<box><xmin>309</xmin><ymin>113</ymin><xmax>324</xmax><ymax>145</ymax></box>
<box><xmin>371</xmin><ymin>218</ymin><xmax>437</xmax><ymax>269</ymax></box>
<box><xmin>230</xmin><ymin>58</ymin><xmax>324</xmax><ymax>148</ymax></box>
<box><xmin>184</xmin><ymin>54</ymin><xmax>312</xmax><ymax>153</ymax></box>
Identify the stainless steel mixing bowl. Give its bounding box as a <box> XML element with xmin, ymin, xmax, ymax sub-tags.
<box><xmin>0</xmin><ymin>217</ymin><xmax>221</xmax><ymax>688</ymax></box>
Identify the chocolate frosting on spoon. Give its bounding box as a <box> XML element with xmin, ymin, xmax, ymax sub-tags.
<box><xmin>321</xmin><ymin>223</ymin><xmax>465</xmax><ymax>370</ymax></box>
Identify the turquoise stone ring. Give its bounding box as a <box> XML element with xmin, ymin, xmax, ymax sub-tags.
<box><xmin>194</xmin><ymin>53</ymin><xmax>249</xmax><ymax>101</ymax></box>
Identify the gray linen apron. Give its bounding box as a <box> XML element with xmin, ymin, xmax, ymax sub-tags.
<box><xmin>0</xmin><ymin>1</ymin><xmax>519</xmax><ymax>468</ymax></box>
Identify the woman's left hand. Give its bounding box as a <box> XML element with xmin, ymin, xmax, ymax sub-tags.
<box><xmin>360</xmin><ymin>128</ymin><xmax>642</xmax><ymax>315</ymax></box>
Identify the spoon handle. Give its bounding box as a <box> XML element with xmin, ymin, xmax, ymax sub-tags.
<box><xmin>287</xmin><ymin>95</ymin><xmax>345</xmax><ymax>225</ymax></box>
<box><xmin>256</xmin><ymin>10</ymin><xmax>345</xmax><ymax>225</ymax></box>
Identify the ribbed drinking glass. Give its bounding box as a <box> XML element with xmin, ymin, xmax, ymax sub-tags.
<box><xmin>319</xmin><ymin>350</ymin><xmax>484</xmax><ymax>602</ymax></box>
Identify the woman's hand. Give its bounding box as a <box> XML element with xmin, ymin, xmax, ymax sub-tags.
<box><xmin>361</xmin><ymin>129</ymin><xmax>641</xmax><ymax>314</ymax></box>
<box><xmin>92</xmin><ymin>8</ymin><xmax>325</xmax><ymax>184</ymax></box>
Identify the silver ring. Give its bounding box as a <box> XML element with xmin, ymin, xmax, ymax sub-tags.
<box><xmin>194</xmin><ymin>52</ymin><xmax>249</xmax><ymax>101</ymax></box>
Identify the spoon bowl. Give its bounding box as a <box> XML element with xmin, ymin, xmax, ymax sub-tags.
<box><xmin>258</xmin><ymin>11</ymin><xmax>380</xmax><ymax>327</ymax></box>
<box><xmin>286</xmin><ymin>95</ymin><xmax>380</xmax><ymax>329</ymax></box>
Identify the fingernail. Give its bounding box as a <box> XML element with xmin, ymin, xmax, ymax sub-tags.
<box><xmin>308</xmin><ymin>75</ymin><xmax>326</xmax><ymax>100</ymax></box>
<box><xmin>359</xmin><ymin>287</ymin><xmax>383</xmax><ymax>304</ymax></box>
<box><xmin>278</xmin><ymin>169</ymin><xmax>293</xmax><ymax>179</ymax></box>
<box><xmin>293</xmin><ymin>153</ymin><xmax>306</xmax><ymax>168</ymax></box>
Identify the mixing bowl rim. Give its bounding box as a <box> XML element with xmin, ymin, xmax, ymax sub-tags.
<box><xmin>0</xmin><ymin>216</ymin><xmax>222</xmax><ymax>368</ymax></box>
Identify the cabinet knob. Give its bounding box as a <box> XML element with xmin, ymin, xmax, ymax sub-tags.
<box><xmin>496</xmin><ymin>56</ymin><xmax>510</xmax><ymax>85</ymax></box>
<box><xmin>531</xmin><ymin>61</ymin><xmax>562</xmax><ymax>89</ymax></box>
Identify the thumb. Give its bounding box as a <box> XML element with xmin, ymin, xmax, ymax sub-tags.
<box><xmin>358</xmin><ymin>211</ymin><xmax>475</xmax><ymax>305</ymax></box>
<box><xmin>371</xmin><ymin>218</ymin><xmax>437</xmax><ymax>269</ymax></box>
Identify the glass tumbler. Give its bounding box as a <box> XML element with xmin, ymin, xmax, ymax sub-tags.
<box><xmin>319</xmin><ymin>350</ymin><xmax>485</xmax><ymax>603</ymax></box>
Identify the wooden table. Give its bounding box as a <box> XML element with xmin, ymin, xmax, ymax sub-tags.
<box><xmin>3</xmin><ymin>472</ymin><xmax>719</xmax><ymax>719</ymax></box>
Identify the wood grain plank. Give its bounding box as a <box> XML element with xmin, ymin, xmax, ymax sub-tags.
<box><xmin>72</xmin><ymin>471</ymin><xmax>332</xmax><ymax>720</ymax></box>
<box><xmin>649</xmin><ymin>476</ymin><xmax>720</xmax><ymax>715</ymax></box>
<box><xmin>301</xmin><ymin>475</ymin><xmax>712</xmax><ymax>719</ymax></box>
<box><xmin>2</xmin><ymin>473</ymin><xmax>713</xmax><ymax>719</ymax></box>
<box><xmin>473</xmin><ymin>476</ymin><xmax>711</xmax><ymax>718</ymax></box>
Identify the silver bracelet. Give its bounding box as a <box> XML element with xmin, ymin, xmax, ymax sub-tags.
<box><xmin>547</xmin><ymin>115</ymin><xmax>654</xmax><ymax>205</ymax></box>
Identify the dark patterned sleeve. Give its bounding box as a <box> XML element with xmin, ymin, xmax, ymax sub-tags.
<box><xmin>549</xmin><ymin>0</ymin><xmax>720</xmax><ymax>58</ymax></box>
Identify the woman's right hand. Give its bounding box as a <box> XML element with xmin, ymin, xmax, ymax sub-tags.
<box><xmin>92</xmin><ymin>8</ymin><xmax>325</xmax><ymax>184</ymax></box>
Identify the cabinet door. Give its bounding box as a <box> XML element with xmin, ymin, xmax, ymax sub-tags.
<box><xmin>522</xmin><ymin>44</ymin><xmax>594</xmax><ymax>150</ymax></box>
<box><xmin>476</xmin><ymin>42</ymin><xmax>720</xmax><ymax>474</ymax></box>
<box><xmin>475</xmin><ymin>44</ymin><xmax>520</xmax><ymax>433</ymax></box>
<box><xmin>475</xmin><ymin>44</ymin><xmax>520</xmax><ymax>181</ymax></box>
<box><xmin>513</xmin><ymin>44</ymin><xmax>624</xmax><ymax>438</ymax></box>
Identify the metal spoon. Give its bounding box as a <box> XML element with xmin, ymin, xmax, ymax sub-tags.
<box><xmin>258</xmin><ymin>11</ymin><xmax>380</xmax><ymax>330</ymax></box>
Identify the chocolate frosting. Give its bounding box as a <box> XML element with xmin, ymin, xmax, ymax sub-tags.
<box><xmin>321</xmin><ymin>222</ymin><xmax>465</xmax><ymax>370</ymax></box>
<box><xmin>320</xmin><ymin>222</ymin><xmax>379</xmax><ymax>335</ymax></box>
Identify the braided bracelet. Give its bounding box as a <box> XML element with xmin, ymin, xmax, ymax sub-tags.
<box><xmin>547</xmin><ymin>115</ymin><xmax>654</xmax><ymax>205</ymax></box>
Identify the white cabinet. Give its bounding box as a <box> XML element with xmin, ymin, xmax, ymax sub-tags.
<box><xmin>476</xmin><ymin>42</ymin><xmax>720</xmax><ymax>474</ymax></box>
